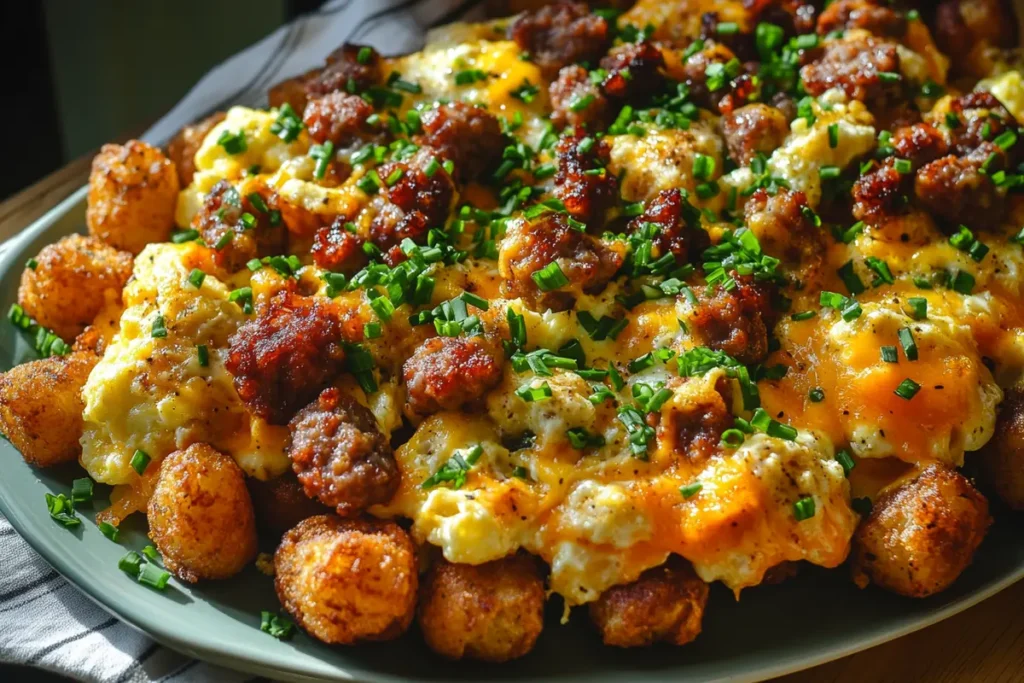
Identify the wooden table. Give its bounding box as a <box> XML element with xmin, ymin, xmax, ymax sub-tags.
<box><xmin>4</xmin><ymin>161</ymin><xmax>1024</xmax><ymax>683</ymax></box>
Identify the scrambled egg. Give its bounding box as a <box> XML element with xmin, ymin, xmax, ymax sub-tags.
<box><xmin>80</xmin><ymin>243</ymin><xmax>289</xmax><ymax>484</ymax></box>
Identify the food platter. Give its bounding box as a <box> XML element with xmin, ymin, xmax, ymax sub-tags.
<box><xmin>2</xmin><ymin>189</ymin><xmax>1023</xmax><ymax>683</ymax></box>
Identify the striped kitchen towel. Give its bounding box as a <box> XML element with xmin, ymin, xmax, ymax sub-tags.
<box><xmin>0</xmin><ymin>1</ymin><xmax>485</xmax><ymax>681</ymax></box>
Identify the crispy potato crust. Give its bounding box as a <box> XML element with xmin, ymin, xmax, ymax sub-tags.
<box><xmin>588</xmin><ymin>555</ymin><xmax>709</xmax><ymax>648</ymax></box>
<box><xmin>274</xmin><ymin>515</ymin><xmax>417</xmax><ymax>644</ymax></box>
<box><xmin>147</xmin><ymin>443</ymin><xmax>258</xmax><ymax>583</ymax></box>
<box><xmin>0</xmin><ymin>351</ymin><xmax>97</xmax><ymax>467</ymax></box>
<box><xmin>86</xmin><ymin>140</ymin><xmax>179</xmax><ymax>254</ymax></box>
<box><xmin>850</xmin><ymin>464</ymin><xmax>991</xmax><ymax>597</ymax></box>
<box><xmin>17</xmin><ymin>234</ymin><xmax>132</xmax><ymax>341</ymax></box>
<box><xmin>417</xmin><ymin>554</ymin><xmax>546</xmax><ymax>662</ymax></box>
<box><xmin>979</xmin><ymin>388</ymin><xmax>1024</xmax><ymax>510</ymax></box>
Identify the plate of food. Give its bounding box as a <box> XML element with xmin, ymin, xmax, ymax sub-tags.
<box><xmin>3</xmin><ymin>0</ymin><xmax>1024</xmax><ymax>681</ymax></box>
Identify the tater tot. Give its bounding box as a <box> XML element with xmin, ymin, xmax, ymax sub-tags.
<box><xmin>0</xmin><ymin>351</ymin><xmax>97</xmax><ymax>468</ymax></box>
<box><xmin>247</xmin><ymin>471</ymin><xmax>330</xmax><ymax>537</ymax></box>
<box><xmin>979</xmin><ymin>388</ymin><xmax>1024</xmax><ymax>510</ymax></box>
<box><xmin>166</xmin><ymin>112</ymin><xmax>226</xmax><ymax>187</ymax></box>
<box><xmin>589</xmin><ymin>555</ymin><xmax>709</xmax><ymax>648</ymax></box>
<box><xmin>417</xmin><ymin>554</ymin><xmax>546</xmax><ymax>662</ymax></box>
<box><xmin>147</xmin><ymin>443</ymin><xmax>258</xmax><ymax>582</ymax></box>
<box><xmin>274</xmin><ymin>515</ymin><xmax>417</xmax><ymax>644</ymax></box>
<box><xmin>86</xmin><ymin>140</ymin><xmax>179</xmax><ymax>254</ymax></box>
<box><xmin>17</xmin><ymin>234</ymin><xmax>132</xmax><ymax>341</ymax></box>
<box><xmin>851</xmin><ymin>464</ymin><xmax>991</xmax><ymax>598</ymax></box>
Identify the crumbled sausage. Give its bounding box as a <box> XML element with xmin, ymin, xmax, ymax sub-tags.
<box><xmin>800</xmin><ymin>35</ymin><xmax>901</xmax><ymax>103</ymax></box>
<box><xmin>598</xmin><ymin>41</ymin><xmax>666</xmax><ymax>103</ymax></box>
<box><xmin>658</xmin><ymin>381</ymin><xmax>732</xmax><ymax>463</ymax></box>
<box><xmin>368</xmin><ymin>148</ymin><xmax>455</xmax><ymax>251</ymax></box>
<box><xmin>268</xmin><ymin>44</ymin><xmax>383</xmax><ymax>114</ymax></box>
<box><xmin>746</xmin><ymin>0</ymin><xmax>818</xmax><ymax>36</ymax></box>
<box><xmin>743</xmin><ymin>188</ymin><xmax>824</xmax><ymax>271</ymax></box>
<box><xmin>226</xmin><ymin>291</ymin><xmax>346</xmax><ymax>425</ymax></box>
<box><xmin>403</xmin><ymin>335</ymin><xmax>505</xmax><ymax>415</ymax></box>
<box><xmin>948</xmin><ymin>92</ymin><xmax>1021</xmax><ymax>165</ymax></box>
<box><xmin>303</xmin><ymin>92</ymin><xmax>384</xmax><ymax>148</ymax></box>
<box><xmin>554</xmin><ymin>130</ymin><xmax>619</xmax><ymax>225</ymax></box>
<box><xmin>627</xmin><ymin>189</ymin><xmax>709</xmax><ymax>265</ymax></box>
<box><xmin>890</xmin><ymin>123</ymin><xmax>949</xmax><ymax>170</ymax></box>
<box><xmin>311</xmin><ymin>218</ymin><xmax>368</xmax><ymax>273</ymax></box>
<box><xmin>691</xmin><ymin>275</ymin><xmax>776</xmax><ymax>364</ymax></box>
<box><xmin>550</xmin><ymin>66</ymin><xmax>609</xmax><ymax>129</ymax></box>
<box><xmin>498</xmin><ymin>212</ymin><xmax>624</xmax><ymax>311</ymax></box>
<box><xmin>914</xmin><ymin>153</ymin><xmax>1005</xmax><ymax>232</ymax></box>
<box><xmin>816</xmin><ymin>0</ymin><xmax>907</xmax><ymax>37</ymax></box>
<box><xmin>852</xmin><ymin>160</ymin><xmax>910</xmax><ymax>225</ymax></box>
<box><xmin>721</xmin><ymin>103</ymin><xmax>790</xmax><ymax>165</ymax></box>
<box><xmin>166</xmin><ymin>112</ymin><xmax>226</xmax><ymax>186</ymax></box>
<box><xmin>193</xmin><ymin>180</ymin><xmax>287</xmax><ymax>272</ymax></box>
<box><xmin>414</xmin><ymin>102</ymin><xmax>506</xmax><ymax>183</ymax></box>
<box><xmin>933</xmin><ymin>0</ymin><xmax>1018</xmax><ymax>67</ymax></box>
<box><xmin>507</xmin><ymin>1</ymin><xmax>611</xmax><ymax>78</ymax></box>
<box><xmin>288</xmin><ymin>387</ymin><xmax>399</xmax><ymax>516</ymax></box>
<box><xmin>680</xmin><ymin>41</ymin><xmax>743</xmax><ymax>113</ymax></box>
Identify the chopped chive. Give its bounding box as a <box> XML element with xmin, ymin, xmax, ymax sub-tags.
<box><xmin>260</xmin><ymin>611</ymin><xmax>295</xmax><ymax>640</ymax></box>
<box><xmin>894</xmin><ymin>377</ymin><xmax>921</xmax><ymax>399</ymax></box>
<box><xmin>25</xmin><ymin>258</ymin><xmax>38</xmax><ymax>270</ymax></box>
<box><xmin>906</xmin><ymin>297</ymin><xmax>927</xmax><ymax>320</ymax></box>
<box><xmin>878</xmin><ymin>71</ymin><xmax>901</xmax><ymax>83</ymax></box>
<box><xmin>532</xmin><ymin>262</ymin><xmax>569</xmax><ymax>291</ymax></box>
<box><xmin>187</xmin><ymin>268</ymin><xmax>206</xmax><ymax>289</ymax></box>
<box><xmin>130</xmin><ymin>449</ymin><xmax>151</xmax><ymax>475</ymax></box>
<box><xmin>138</xmin><ymin>563</ymin><xmax>170</xmax><ymax>590</ymax></box>
<box><xmin>680</xmin><ymin>482</ymin><xmax>703</xmax><ymax>498</ymax></box>
<box><xmin>809</xmin><ymin>387</ymin><xmax>825</xmax><ymax>402</ymax></box>
<box><xmin>71</xmin><ymin>478</ymin><xmax>94</xmax><ymax>504</ymax></box>
<box><xmin>214</xmin><ymin>230</ymin><xmax>234</xmax><ymax>250</ymax></box>
<box><xmin>45</xmin><ymin>493</ymin><xmax>80</xmax><ymax>528</ymax></box>
<box><xmin>693</xmin><ymin>153</ymin><xmax>715</xmax><ymax>180</ymax></box>
<box><xmin>151</xmin><ymin>315</ymin><xmax>168</xmax><ymax>339</ymax></box>
<box><xmin>197</xmin><ymin>344</ymin><xmax>209</xmax><ymax>367</ymax></box>
<box><xmin>171</xmin><ymin>229</ymin><xmax>199</xmax><ymax>244</ymax></box>
<box><xmin>880</xmin><ymin>345</ymin><xmax>898</xmax><ymax>363</ymax></box>
<box><xmin>516</xmin><ymin>382</ymin><xmax>553</xmax><ymax>402</ymax></box>
<box><xmin>819</xmin><ymin>165</ymin><xmax>840</xmax><ymax>179</ymax></box>
<box><xmin>835</xmin><ymin>449</ymin><xmax>855</xmax><ymax>476</ymax></box>
<box><xmin>118</xmin><ymin>551</ymin><xmax>143</xmax><ymax>578</ymax></box>
<box><xmin>950</xmin><ymin>270</ymin><xmax>975</xmax><ymax>294</ymax></box>
<box><xmin>897</xmin><ymin>327</ymin><xmax>918</xmax><ymax>360</ymax></box>
<box><xmin>217</xmin><ymin>129</ymin><xmax>247</xmax><ymax>155</ymax></box>
<box><xmin>893</xmin><ymin>158</ymin><xmax>912</xmax><ymax>174</ymax></box>
<box><xmin>790</xmin><ymin>310</ymin><xmax>816</xmax><ymax>321</ymax></box>
<box><xmin>827</xmin><ymin>123</ymin><xmax>839</xmax><ymax>148</ymax></box>
<box><xmin>793</xmin><ymin>496</ymin><xmax>816</xmax><ymax>521</ymax></box>
<box><xmin>99</xmin><ymin>521</ymin><xmax>119</xmax><ymax>542</ymax></box>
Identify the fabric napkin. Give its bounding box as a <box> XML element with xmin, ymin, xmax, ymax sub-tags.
<box><xmin>0</xmin><ymin>0</ymin><xmax>485</xmax><ymax>680</ymax></box>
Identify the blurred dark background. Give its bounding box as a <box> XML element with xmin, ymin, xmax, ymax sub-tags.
<box><xmin>1</xmin><ymin>0</ymin><xmax>330</xmax><ymax>201</ymax></box>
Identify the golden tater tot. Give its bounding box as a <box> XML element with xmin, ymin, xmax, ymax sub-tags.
<box><xmin>86</xmin><ymin>140</ymin><xmax>179</xmax><ymax>254</ymax></box>
<box><xmin>979</xmin><ymin>387</ymin><xmax>1024</xmax><ymax>510</ymax></box>
<box><xmin>147</xmin><ymin>443</ymin><xmax>257</xmax><ymax>582</ymax></box>
<box><xmin>247</xmin><ymin>471</ymin><xmax>330</xmax><ymax>537</ymax></box>
<box><xmin>166</xmin><ymin>112</ymin><xmax>226</xmax><ymax>187</ymax></box>
<box><xmin>851</xmin><ymin>464</ymin><xmax>991</xmax><ymax>598</ymax></box>
<box><xmin>589</xmin><ymin>555</ymin><xmax>709</xmax><ymax>648</ymax></box>
<box><xmin>0</xmin><ymin>351</ymin><xmax>97</xmax><ymax>467</ymax></box>
<box><xmin>274</xmin><ymin>515</ymin><xmax>417</xmax><ymax>644</ymax></box>
<box><xmin>17</xmin><ymin>234</ymin><xmax>132</xmax><ymax>341</ymax></box>
<box><xmin>417</xmin><ymin>554</ymin><xmax>545</xmax><ymax>662</ymax></box>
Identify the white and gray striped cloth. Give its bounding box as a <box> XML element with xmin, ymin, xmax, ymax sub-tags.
<box><xmin>0</xmin><ymin>1</ymin><xmax>485</xmax><ymax>681</ymax></box>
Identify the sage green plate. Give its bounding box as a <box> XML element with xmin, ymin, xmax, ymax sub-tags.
<box><xmin>2</xmin><ymin>188</ymin><xmax>1023</xmax><ymax>683</ymax></box>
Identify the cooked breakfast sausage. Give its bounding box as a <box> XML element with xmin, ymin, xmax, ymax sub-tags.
<box><xmin>890</xmin><ymin>123</ymin><xmax>949</xmax><ymax>170</ymax></box>
<box><xmin>86</xmin><ymin>140</ymin><xmax>179</xmax><ymax>254</ymax></box>
<box><xmin>690</xmin><ymin>275</ymin><xmax>776</xmax><ymax>365</ymax></box>
<box><xmin>166</xmin><ymin>111</ymin><xmax>226</xmax><ymax>187</ymax></box>
<box><xmin>554</xmin><ymin>130</ymin><xmax>619</xmax><ymax>226</ymax></box>
<box><xmin>850</xmin><ymin>464</ymin><xmax>991</xmax><ymax>598</ymax></box>
<box><xmin>302</xmin><ymin>92</ymin><xmax>384</xmax><ymax>148</ymax></box>
<box><xmin>678</xmin><ymin>41</ymin><xmax>742</xmax><ymax>113</ymax></box>
<box><xmin>226</xmin><ymin>291</ymin><xmax>346</xmax><ymax>425</ymax></box>
<box><xmin>743</xmin><ymin>188</ymin><xmax>824</xmax><ymax>271</ymax></box>
<box><xmin>589</xmin><ymin>555</ymin><xmax>709</xmax><ymax>648</ymax></box>
<box><xmin>17</xmin><ymin>234</ymin><xmax>132</xmax><ymax>341</ymax></box>
<box><xmin>550</xmin><ymin>65</ymin><xmax>609</xmax><ymax>129</ymax></box>
<box><xmin>247</xmin><ymin>471</ymin><xmax>330</xmax><ymax>537</ymax></box>
<box><xmin>657</xmin><ymin>380</ymin><xmax>733</xmax><ymax>463</ymax></box>
<box><xmin>311</xmin><ymin>217</ymin><xmax>368</xmax><ymax>273</ymax></box>
<box><xmin>934</xmin><ymin>0</ymin><xmax>1018</xmax><ymax>67</ymax></box>
<box><xmin>979</xmin><ymin>388</ymin><xmax>1024</xmax><ymax>510</ymax></box>
<box><xmin>403</xmin><ymin>335</ymin><xmax>505</xmax><ymax>415</ymax></box>
<box><xmin>147</xmin><ymin>443</ymin><xmax>258</xmax><ymax>582</ymax></box>
<box><xmin>368</xmin><ymin>148</ymin><xmax>456</xmax><ymax>252</ymax></box>
<box><xmin>948</xmin><ymin>92</ymin><xmax>1020</xmax><ymax>164</ymax></box>
<box><xmin>417</xmin><ymin>554</ymin><xmax>545</xmax><ymax>662</ymax></box>
<box><xmin>746</xmin><ymin>0</ymin><xmax>818</xmax><ymax>35</ymax></box>
<box><xmin>498</xmin><ymin>212</ymin><xmax>623</xmax><ymax>311</ymax></box>
<box><xmin>627</xmin><ymin>188</ymin><xmax>709</xmax><ymax>265</ymax></box>
<box><xmin>800</xmin><ymin>35</ymin><xmax>901</xmax><ymax>104</ymax></box>
<box><xmin>274</xmin><ymin>515</ymin><xmax>417</xmax><ymax>644</ymax></box>
<box><xmin>507</xmin><ymin>1</ymin><xmax>611</xmax><ymax>78</ymax></box>
<box><xmin>269</xmin><ymin>43</ymin><xmax>383</xmax><ymax>114</ymax></box>
<box><xmin>287</xmin><ymin>387</ymin><xmax>399</xmax><ymax>515</ymax></box>
<box><xmin>0</xmin><ymin>351</ymin><xmax>97</xmax><ymax>468</ymax></box>
<box><xmin>914</xmin><ymin>152</ymin><xmax>1004</xmax><ymax>232</ymax></box>
<box><xmin>413</xmin><ymin>102</ymin><xmax>507</xmax><ymax>183</ymax></box>
<box><xmin>815</xmin><ymin>0</ymin><xmax>907</xmax><ymax>37</ymax></box>
<box><xmin>597</xmin><ymin>41</ymin><xmax>665</xmax><ymax>103</ymax></box>
<box><xmin>721</xmin><ymin>103</ymin><xmax>790</xmax><ymax>166</ymax></box>
<box><xmin>852</xmin><ymin>159</ymin><xmax>908</xmax><ymax>226</ymax></box>
<box><xmin>193</xmin><ymin>180</ymin><xmax>287</xmax><ymax>273</ymax></box>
